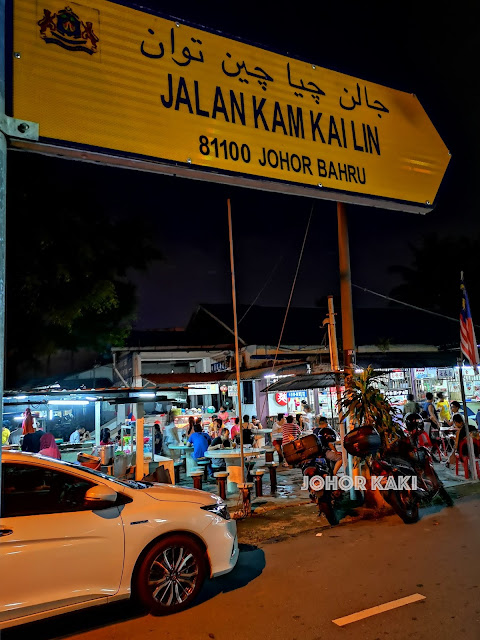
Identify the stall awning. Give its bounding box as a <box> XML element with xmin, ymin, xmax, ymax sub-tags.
<box><xmin>261</xmin><ymin>372</ymin><xmax>345</xmax><ymax>392</ymax></box>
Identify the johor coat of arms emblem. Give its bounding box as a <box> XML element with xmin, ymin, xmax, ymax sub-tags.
<box><xmin>37</xmin><ymin>6</ymin><xmax>99</xmax><ymax>54</ymax></box>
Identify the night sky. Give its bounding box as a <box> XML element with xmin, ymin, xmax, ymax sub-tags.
<box><xmin>8</xmin><ymin>1</ymin><xmax>478</xmax><ymax>330</ymax></box>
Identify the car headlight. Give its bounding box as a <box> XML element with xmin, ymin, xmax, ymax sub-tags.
<box><xmin>200</xmin><ymin>502</ymin><xmax>231</xmax><ymax>520</ymax></box>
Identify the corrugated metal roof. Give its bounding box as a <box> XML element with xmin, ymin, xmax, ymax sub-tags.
<box><xmin>261</xmin><ymin>372</ymin><xmax>344</xmax><ymax>392</ymax></box>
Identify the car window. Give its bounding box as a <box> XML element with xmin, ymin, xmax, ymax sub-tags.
<box><xmin>1</xmin><ymin>463</ymin><xmax>97</xmax><ymax>517</ymax></box>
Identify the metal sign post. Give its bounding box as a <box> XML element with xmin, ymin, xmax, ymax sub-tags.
<box><xmin>0</xmin><ymin>0</ymin><xmax>38</xmax><ymax>502</ymax></box>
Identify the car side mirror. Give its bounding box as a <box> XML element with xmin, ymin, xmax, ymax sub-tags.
<box><xmin>84</xmin><ymin>484</ymin><xmax>117</xmax><ymax>508</ymax></box>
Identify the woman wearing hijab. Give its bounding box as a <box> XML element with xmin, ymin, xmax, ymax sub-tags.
<box><xmin>22</xmin><ymin>407</ymin><xmax>34</xmax><ymax>435</ymax></box>
<box><xmin>39</xmin><ymin>433</ymin><xmax>61</xmax><ymax>460</ymax></box>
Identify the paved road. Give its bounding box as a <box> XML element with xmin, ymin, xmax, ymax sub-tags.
<box><xmin>3</xmin><ymin>496</ymin><xmax>479</xmax><ymax>640</ymax></box>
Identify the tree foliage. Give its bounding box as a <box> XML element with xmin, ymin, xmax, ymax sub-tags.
<box><xmin>340</xmin><ymin>367</ymin><xmax>400</xmax><ymax>440</ymax></box>
<box><xmin>6</xmin><ymin>159</ymin><xmax>161</xmax><ymax>384</ymax></box>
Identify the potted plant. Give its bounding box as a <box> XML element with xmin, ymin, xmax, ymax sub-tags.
<box><xmin>340</xmin><ymin>366</ymin><xmax>401</xmax><ymax>508</ymax></box>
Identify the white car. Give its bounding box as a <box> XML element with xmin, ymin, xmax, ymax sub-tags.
<box><xmin>0</xmin><ymin>451</ymin><xmax>238</xmax><ymax>629</ymax></box>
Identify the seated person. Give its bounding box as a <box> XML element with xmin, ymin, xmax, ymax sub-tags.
<box><xmin>234</xmin><ymin>416</ymin><xmax>254</xmax><ymax>446</ymax></box>
<box><xmin>230</xmin><ymin>417</ymin><xmax>241</xmax><ymax>441</ymax></box>
<box><xmin>315</xmin><ymin>417</ymin><xmax>343</xmax><ymax>476</ymax></box>
<box><xmin>208</xmin><ymin>427</ymin><xmax>231</xmax><ymax>476</ymax></box>
<box><xmin>100</xmin><ymin>428</ymin><xmax>112</xmax><ymax>445</ymax></box>
<box><xmin>188</xmin><ymin>423</ymin><xmax>210</xmax><ymax>467</ymax></box>
<box><xmin>22</xmin><ymin>426</ymin><xmax>45</xmax><ymax>453</ymax></box>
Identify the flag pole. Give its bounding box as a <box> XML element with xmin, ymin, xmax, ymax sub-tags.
<box><xmin>459</xmin><ymin>271</ymin><xmax>478</xmax><ymax>481</ymax></box>
<box><xmin>227</xmin><ymin>199</ymin><xmax>245</xmax><ymax>486</ymax></box>
<box><xmin>457</xmin><ymin>359</ymin><xmax>478</xmax><ymax>481</ymax></box>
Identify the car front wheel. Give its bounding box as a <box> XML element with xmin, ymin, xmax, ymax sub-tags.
<box><xmin>134</xmin><ymin>535</ymin><xmax>207</xmax><ymax>614</ymax></box>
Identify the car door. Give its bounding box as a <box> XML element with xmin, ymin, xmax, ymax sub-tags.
<box><xmin>0</xmin><ymin>461</ymin><xmax>124</xmax><ymax>625</ymax></box>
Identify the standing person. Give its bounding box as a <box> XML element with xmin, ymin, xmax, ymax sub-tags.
<box><xmin>163</xmin><ymin>411</ymin><xmax>181</xmax><ymax>459</ymax></box>
<box><xmin>271</xmin><ymin>414</ymin><xmax>287</xmax><ymax>466</ymax></box>
<box><xmin>2</xmin><ymin>424</ymin><xmax>11</xmax><ymax>445</ymax></box>
<box><xmin>154</xmin><ymin>422</ymin><xmax>163</xmax><ymax>457</ymax></box>
<box><xmin>303</xmin><ymin>405</ymin><xmax>314</xmax><ymax>431</ymax></box>
<box><xmin>282</xmin><ymin>415</ymin><xmax>301</xmax><ymax>445</ymax></box>
<box><xmin>22</xmin><ymin>407</ymin><xmax>34</xmax><ymax>435</ymax></box>
<box><xmin>422</xmin><ymin>392</ymin><xmax>441</xmax><ymax>441</ymax></box>
<box><xmin>39</xmin><ymin>433</ymin><xmax>61</xmax><ymax>460</ymax></box>
<box><xmin>403</xmin><ymin>393</ymin><xmax>420</xmax><ymax>416</ymax></box>
<box><xmin>436</xmin><ymin>392</ymin><xmax>451</xmax><ymax>424</ymax></box>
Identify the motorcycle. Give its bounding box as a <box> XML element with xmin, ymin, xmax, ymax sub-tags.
<box><xmin>301</xmin><ymin>454</ymin><xmax>341</xmax><ymax>525</ymax></box>
<box><xmin>344</xmin><ymin>417</ymin><xmax>453</xmax><ymax>525</ymax></box>
<box><xmin>282</xmin><ymin>433</ymin><xmax>341</xmax><ymax>525</ymax></box>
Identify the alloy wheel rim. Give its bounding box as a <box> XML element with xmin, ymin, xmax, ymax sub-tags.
<box><xmin>148</xmin><ymin>546</ymin><xmax>199</xmax><ymax>606</ymax></box>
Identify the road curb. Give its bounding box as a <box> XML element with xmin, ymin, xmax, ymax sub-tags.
<box><xmin>236</xmin><ymin>482</ymin><xmax>480</xmax><ymax>545</ymax></box>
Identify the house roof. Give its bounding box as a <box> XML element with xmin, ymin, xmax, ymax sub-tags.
<box><xmin>125</xmin><ymin>303</ymin><xmax>459</xmax><ymax>352</ymax></box>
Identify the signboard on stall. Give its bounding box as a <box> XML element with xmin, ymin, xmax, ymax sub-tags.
<box><xmin>10</xmin><ymin>0</ymin><xmax>449</xmax><ymax>211</ymax></box>
<box><xmin>287</xmin><ymin>390</ymin><xmax>307</xmax><ymax>399</ymax></box>
<box><xmin>390</xmin><ymin>370</ymin><xmax>405</xmax><ymax>380</ymax></box>
<box><xmin>188</xmin><ymin>384</ymin><xmax>219</xmax><ymax>395</ymax></box>
<box><xmin>413</xmin><ymin>368</ymin><xmax>437</xmax><ymax>380</ymax></box>
<box><xmin>227</xmin><ymin>384</ymin><xmax>238</xmax><ymax>396</ymax></box>
<box><xmin>437</xmin><ymin>367</ymin><xmax>455</xmax><ymax>379</ymax></box>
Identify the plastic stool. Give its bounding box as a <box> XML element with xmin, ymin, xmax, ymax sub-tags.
<box><xmin>214</xmin><ymin>471</ymin><xmax>229</xmax><ymax>500</ymax></box>
<box><xmin>265</xmin><ymin>462</ymin><xmax>278</xmax><ymax>493</ymax></box>
<box><xmin>264</xmin><ymin>447</ymin><xmax>275</xmax><ymax>463</ymax></box>
<box><xmin>189</xmin><ymin>470</ymin><xmax>204</xmax><ymax>490</ymax></box>
<box><xmin>253</xmin><ymin>469</ymin><xmax>265</xmax><ymax>497</ymax></box>
<box><xmin>245</xmin><ymin>460</ymin><xmax>256</xmax><ymax>482</ymax></box>
<box><xmin>196</xmin><ymin>459</ymin><xmax>210</xmax><ymax>482</ymax></box>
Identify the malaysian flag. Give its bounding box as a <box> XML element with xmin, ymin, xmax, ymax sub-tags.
<box><xmin>460</xmin><ymin>275</ymin><xmax>479</xmax><ymax>372</ymax></box>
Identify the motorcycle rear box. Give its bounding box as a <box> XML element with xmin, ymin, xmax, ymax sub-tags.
<box><xmin>343</xmin><ymin>425</ymin><xmax>381</xmax><ymax>457</ymax></box>
<box><xmin>282</xmin><ymin>434</ymin><xmax>321</xmax><ymax>464</ymax></box>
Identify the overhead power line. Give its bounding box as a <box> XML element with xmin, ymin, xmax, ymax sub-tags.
<box><xmin>352</xmin><ymin>283</ymin><xmax>480</xmax><ymax>329</ymax></box>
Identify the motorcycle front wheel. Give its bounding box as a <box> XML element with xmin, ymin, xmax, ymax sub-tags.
<box><xmin>386</xmin><ymin>489</ymin><xmax>419</xmax><ymax>524</ymax></box>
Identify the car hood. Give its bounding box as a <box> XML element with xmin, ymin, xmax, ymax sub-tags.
<box><xmin>142</xmin><ymin>483</ymin><xmax>220</xmax><ymax>506</ymax></box>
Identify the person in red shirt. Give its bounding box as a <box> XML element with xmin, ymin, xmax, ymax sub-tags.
<box><xmin>217</xmin><ymin>407</ymin><xmax>230</xmax><ymax>424</ymax></box>
<box><xmin>282</xmin><ymin>415</ymin><xmax>301</xmax><ymax>445</ymax></box>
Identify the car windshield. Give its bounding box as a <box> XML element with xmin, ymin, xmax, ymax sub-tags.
<box><xmin>33</xmin><ymin>456</ymin><xmax>154</xmax><ymax>489</ymax></box>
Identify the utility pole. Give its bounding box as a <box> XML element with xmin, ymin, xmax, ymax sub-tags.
<box><xmin>337</xmin><ymin>202</ymin><xmax>356</xmax><ymax>497</ymax></box>
<box><xmin>337</xmin><ymin>202</ymin><xmax>356</xmax><ymax>373</ymax></box>
<box><xmin>324</xmin><ymin>296</ymin><xmax>347</xmax><ymax>473</ymax></box>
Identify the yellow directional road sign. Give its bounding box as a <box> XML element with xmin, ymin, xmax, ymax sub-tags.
<box><xmin>11</xmin><ymin>1</ymin><xmax>450</xmax><ymax>211</ymax></box>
